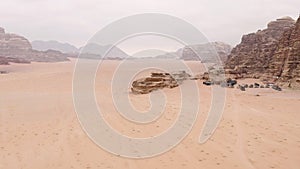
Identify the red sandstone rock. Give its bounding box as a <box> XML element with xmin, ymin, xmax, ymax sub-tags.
<box><xmin>225</xmin><ymin>16</ymin><xmax>300</xmax><ymax>88</ymax></box>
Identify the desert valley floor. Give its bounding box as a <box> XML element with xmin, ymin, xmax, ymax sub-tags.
<box><xmin>0</xmin><ymin>59</ymin><xmax>300</xmax><ymax>169</ymax></box>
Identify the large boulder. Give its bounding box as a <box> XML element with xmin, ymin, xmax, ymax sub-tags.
<box><xmin>131</xmin><ymin>71</ymin><xmax>193</xmax><ymax>94</ymax></box>
<box><xmin>131</xmin><ymin>72</ymin><xmax>179</xmax><ymax>94</ymax></box>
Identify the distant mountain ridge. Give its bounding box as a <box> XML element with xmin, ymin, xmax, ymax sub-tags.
<box><xmin>154</xmin><ymin>42</ymin><xmax>232</xmax><ymax>63</ymax></box>
<box><xmin>32</xmin><ymin>40</ymin><xmax>79</xmax><ymax>53</ymax></box>
<box><xmin>79</xmin><ymin>43</ymin><xmax>129</xmax><ymax>59</ymax></box>
<box><xmin>31</xmin><ymin>40</ymin><xmax>130</xmax><ymax>60</ymax></box>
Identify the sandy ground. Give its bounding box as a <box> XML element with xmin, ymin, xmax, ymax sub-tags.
<box><xmin>0</xmin><ymin>59</ymin><xmax>300</xmax><ymax>169</ymax></box>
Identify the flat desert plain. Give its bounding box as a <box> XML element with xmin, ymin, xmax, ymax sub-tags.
<box><xmin>0</xmin><ymin>59</ymin><xmax>300</xmax><ymax>169</ymax></box>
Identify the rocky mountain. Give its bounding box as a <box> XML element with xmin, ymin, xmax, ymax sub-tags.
<box><xmin>32</xmin><ymin>40</ymin><xmax>78</xmax><ymax>53</ymax></box>
<box><xmin>31</xmin><ymin>40</ymin><xmax>131</xmax><ymax>60</ymax></box>
<box><xmin>79</xmin><ymin>43</ymin><xmax>129</xmax><ymax>60</ymax></box>
<box><xmin>180</xmin><ymin>42</ymin><xmax>232</xmax><ymax>62</ymax></box>
<box><xmin>267</xmin><ymin>16</ymin><xmax>300</xmax><ymax>87</ymax></box>
<box><xmin>0</xmin><ymin>27</ymin><xmax>32</xmax><ymax>53</ymax></box>
<box><xmin>155</xmin><ymin>42</ymin><xmax>231</xmax><ymax>63</ymax></box>
<box><xmin>225</xmin><ymin>16</ymin><xmax>300</xmax><ymax>88</ymax></box>
<box><xmin>0</xmin><ymin>27</ymin><xmax>69</xmax><ymax>64</ymax></box>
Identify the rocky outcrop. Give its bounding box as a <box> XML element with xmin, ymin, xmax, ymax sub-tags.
<box><xmin>0</xmin><ymin>27</ymin><xmax>69</xmax><ymax>64</ymax></box>
<box><xmin>225</xmin><ymin>16</ymin><xmax>300</xmax><ymax>88</ymax></box>
<box><xmin>131</xmin><ymin>72</ymin><xmax>179</xmax><ymax>94</ymax></box>
<box><xmin>28</xmin><ymin>49</ymin><xmax>70</xmax><ymax>62</ymax></box>
<box><xmin>225</xmin><ymin>17</ymin><xmax>295</xmax><ymax>77</ymax></box>
<box><xmin>267</xmin><ymin>16</ymin><xmax>300</xmax><ymax>88</ymax></box>
<box><xmin>0</xmin><ymin>56</ymin><xmax>30</xmax><ymax>65</ymax></box>
<box><xmin>131</xmin><ymin>71</ymin><xmax>192</xmax><ymax>94</ymax></box>
<box><xmin>0</xmin><ymin>29</ymin><xmax>32</xmax><ymax>54</ymax></box>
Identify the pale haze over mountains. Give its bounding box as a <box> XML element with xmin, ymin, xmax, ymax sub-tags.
<box><xmin>1</xmin><ymin>0</ymin><xmax>299</xmax><ymax>49</ymax></box>
<box><xmin>32</xmin><ymin>40</ymin><xmax>79</xmax><ymax>53</ymax></box>
<box><xmin>31</xmin><ymin>40</ymin><xmax>232</xmax><ymax>61</ymax></box>
<box><xmin>32</xmin><ymin>40</ymin><xmax>129</xmax><ymax>59</ymax></box>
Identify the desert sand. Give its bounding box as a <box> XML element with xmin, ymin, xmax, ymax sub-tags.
<box><xmin>0</xmin><ymin>59</ymin><xmax>300</xmax><ymax>169</ymax></box>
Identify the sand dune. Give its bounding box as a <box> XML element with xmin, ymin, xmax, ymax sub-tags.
<box><xmin>0</xmin><ymin>60</ymin><xmax>299</xmax><ymax>169</ymax></box>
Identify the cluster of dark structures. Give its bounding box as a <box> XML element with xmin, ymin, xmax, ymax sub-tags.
<box><xmin>237</xmin><ymin>83</ymin><xmax>282</xmax><ymax>91</ymax></box>
<box><xmin>201</xmin><ymin>76</ymin><xmax>282</xmax><ymax>92</ymax></box>
<box><xmin>202</xmin><ymin>78</ymin><xmax>237</xmax><ymax>88</ymax></box>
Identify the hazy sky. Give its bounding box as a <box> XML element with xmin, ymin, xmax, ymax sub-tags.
<box><xmin>0</xmin><ymin>0</ymin><xmax>299</xmax><ymax>52</ymax></box>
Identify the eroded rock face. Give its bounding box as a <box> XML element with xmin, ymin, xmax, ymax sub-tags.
<box><xmin>131</xmin><ymin>73</ymin><xmax>178</xmax><ymax>94</ymax></box>
<box><xmin>225</xmin><ymin>16</ymin><xmax>300</xmax><ymax>88</ymax></box>
<box><xmin>267</xmin><ymin>16</ymin><xmax>300</xmax><ymax>88</ymax></box>
<box><xmin>0</xmin><ymin>27</ymin><xmax>31</xmax><ymax>50</ymax></box>
<box><xmin>0</xmin><ymin>27</ymin><xmax>69</xmax><ymax>64</ymax></box>
<box><xmin>0</xmin><ymin>29</ymin><xmax>32</xmax><ymax>56</ymax></box>
<box><xmin>225</xmin><ymin>17</ymin><xmax>295</xmax><ymax>77</ymax></box>
<box><xmin>131</xmin><ymin>71</ymin><xmax>192</xmax><ymax>94</ymax></box>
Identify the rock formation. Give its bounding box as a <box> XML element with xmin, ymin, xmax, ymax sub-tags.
<box><xmin>0</xmin><ymin>56</ymin><xmax>30</xmax><ymax>65</ymax></box>
<box><xmin>131</xmin><ymin>72</ymin><xmax>178</xmax><ymax>94</ymax></box>
<box><xmin>0</xmin><ymin>27</ymin><xmax>69</xmax><ymax>64</ymax></box>
<box><xmin>131</xmin><ymin>71</ymin><xmax>192</xmax><ymax>94</ymax></box>
<box><xmin>179</xmin><ymin>42</ymin><xmax>232</xmax><ymax>63</ymax></box>
<box><xmin>225</xmin><ymin>17</ymin><xmax>295</xmax><ymax>76</ymax></box>
<box><xmin>154</xmin><ymin>42</ymin><xmax>231</xmax><ymax>63</ymax></box>
<box><xmin>225</xmin><ymin>16</ymin><xmax>300</xmax><ymax>88</ymax></box>
<box><xmin>267</xmin><ymin>16</ymin><xmax>300</xmax><ymax>88</ymax></box>
<box><xmin>0</xmin><ymin>28</ymin><xmax>32</xmax><ymax>55</ymax></box>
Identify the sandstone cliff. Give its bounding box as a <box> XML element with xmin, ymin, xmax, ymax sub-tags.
<box><xmin>225</xmin><ymin>16</ymin><xmax>300</xmax><ymax>88</ymax></box>
<box><xmin>267</xmin><ymin>16</ymin><xmax>300</xmax><ymax>88</ymax></box>
<box><xmin>225</xmin><ymin>17</ymin><xmax>295</xmax><ymax>76</ymax></box>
